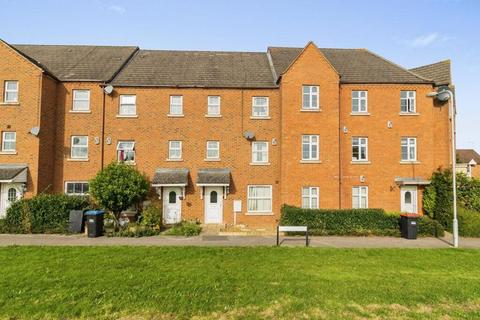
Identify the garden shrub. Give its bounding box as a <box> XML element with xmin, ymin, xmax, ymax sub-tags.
<box><xmin>5</xmin><ymin>194</ymin><xmax>90</xmax><ymax>233</ymax></box>
<box><xmin>0</xmin><ymin>219</ymin><xmax>7</xmax><ymax>233</ymax></box>
<box><xmin>458</xmin><ymin>207</ymin><xmax>480</xmax><ymax>237</ymax></box>
<box><xmin>280</xmin><ymin>205</ymin><xmax>400</xmax><ymax>236</ymax></box>
<box><xmin>107</xmin><ymin>223</ymin><xmax>161</xmax><ymax>237</ymax></box>
<box><xmin>140</xmin><ymin>203</ymin><xmax>162</xmax><ymax>230</ymax></box>
<box><xmin>417</xmin><ymin>216</ymin><xmax>445</xmax><ymax>237</ymax></box>
<box><xmin>166</xmin><ymin>220</ymin><xmax>202</xmax><ymax>237</ymax></box>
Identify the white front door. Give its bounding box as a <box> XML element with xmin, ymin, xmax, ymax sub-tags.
<box><xmin>204</xmin><ymin>186</ymin><xmax>223</xmax><ymax>224</ymax></box>
<box><xmin>0</xmin><ymin>183</ymin><xmax>22</xmax><ymax>218</ymax></box>
<box><xmin>163</xmin><ymin>187</ymin><xmax>182</xmax><ymax>224</ymax></box>
<box><xmin>400</xmin><ymin>186</ymin><xmax>418</xmax><ymax>213</ymax></box>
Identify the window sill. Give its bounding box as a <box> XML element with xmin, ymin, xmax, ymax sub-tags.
<box><xmin>300</xmin><ymin>160</ymin><xmax>321</xmax><ymax>164</ymax></box>
<box><xmin>69</xmin><ymin>110</ymin><xmax>91</xmax><ymax>114</ymax></box>
<box><xmin>0</xmin><ymin>102</ymin><xmax>20</xmax><ymax>106</ymax></box>
<box><xmin>166</xmin><ymin>158</ymin><xmax>183</xmax><ymax>162</ymax></box>
<box><xmin>116</xmin><ymin>115</ymin><xmax>138</xmax><ymax>118</ymax></box>
<box><xmin>119</xmin><ymin>161</ymin><xmax>136</xmax><ymax>166</ymax></box>
<box><xmin>205</xmin><ymin>114</ymin><xmax>222</xmax><ymax>118</ymax></box>
<box><xmin>350</xmin><ymin>112</ymin><xmax>370</xmax><ymax>116</ymax></box>
<box><xmin>0</xmin><ymin>151</ymin><xmax>17</xmax><ymax>155</ymax></box>
<box><xmin>167</xmin><ymin>114</ymin><xmax>185</xmax><ymax>118</ymax></box>
<box><xmin>67</xmin><ymin>158</ymin><xmax>89</xmax><ymax>162</ymax></box>
<box><xmin>400</xmin><ymin>161</ymin><xmax>420</xmax><ymax>164</ymax></box>
<box><xmin>399</xmin><ymin>112</ymin><xmax>420</xmax><ymax>116</ymax></box>
<box><xmin>351</xmin><ymin>161</ymin><xmax>371</xmax><ymax>165</ymax></box>
<box><xmin>245</xmin><ymin>212</ymin><xmax>274</xmax><ymax>216</ymax></box>
<box><xmin>250</xmin><ymin>116</ymin><xmax>271</xmax><ymax>120</ymax></box>
<box><xmin>204</xmin><ymin>158</ymin><xmax>221</xmax><ymax>162</ymax></box>
<box><xmin>250</xmin><ymin>162</ymin><xmax>271</xmax><ymax>166</ymax></box>
<box><xmin>300</xmin><ymin>108</ymin><xmax>322</xmax><ymax>112</ymax></box>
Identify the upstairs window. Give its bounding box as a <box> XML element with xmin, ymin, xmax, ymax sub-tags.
<box><xmin>302</xmin><ymin>186</ymin><xmax>319</xmax><ymax>209</ymax></box>
<box><xmin>252</xmin><ymin>97</ymin><xmax>269</xmax><ymax>118</ymax></box>
<box><xmin>170</xmin><ymin>96</ymin><xmax>183</xmax><ymax>115</ymax></box>
<box><xmin>302</xmin><ymin>85</ymin><xmax>319</xmax><ymax>110</ymax></box>
<box><xmin>352</xmin><ymin>91</ymin><xmax>368</xmax><ymax>113</ymax></box>
<box><xmin>72</xmin><ymin>90</ymin><xmax>90</xmax><ymax>112</ymax></box>
<box><xmin>168</xmin><ymin>141</ymin><xmax>182</xmax><ymax>160</ymax></box>
<box><xmin>4</xmin><ymin>81</ymin><xmax>18</xmax><ymax>103</ymax></box>
<box><xmin>71</xmin><ymin>136</ymin><xmax>88</xmax><ymax>159</ymax></box>
<box><xmin>207</xmin><ymin>96</ymin><xmax>221</xmax><ymax>116</ymax></box>
<box><xmin>301</xmin><ymin>135</ymin><xmax>319</xmax><ymax>161</ymax></box>
<box><xmin>117</xmin><ymin>141</ymin><xmax>136</xmax><ymax>164</ymax></box>
<box><xmin>401</xmin><ymin>137</ymin><xmax>417</xmax><ymax>161</ymax></box>
<box><xmin>352</xmin><ymin>186</ymin><xmax>368</xmax><ymax>209</ymax></box>
<box><xmin>206</xmin><ymin>141</ymin><xmax>220</xmax><ymax>159</ymax></box>
<box><xmin>119</xmin><ymin>95</ymin><xmax>137</xmax><ymax>116</ymax></box>
<box><xmin>352</xmin><ymin>137</ymin><xmax>368</xmax><ymax>161</ymax></box>
<box><xmin>1</xmin><ymin>131</ymin><xmax>16</xmax><ymax>152</ymax></box>
<box><xmin>401</xmin><ymin>91</ymin><xmax>416</xmax><ymax>113</ymax></box>
<box><xmin>65</xmin><ymin>182</ymin><xmax>89</xmax><ymax>196</ymax></box>
<box><xmin>252</xmin><ymin>141</ymin><xmax>269</xmax><ymax>164</ymax></box>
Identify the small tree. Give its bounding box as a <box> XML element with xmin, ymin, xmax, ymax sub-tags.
<box><xmin>89</xmin><ymin>163</ymin><xmax>149</xmax><ymax>226</ymax></box>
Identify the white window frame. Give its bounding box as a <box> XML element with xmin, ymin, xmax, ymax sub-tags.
<box><xmin>401</xmin><ymin>137</ymin><xmax>417</xmax><ymax>161</ymax></box>
<box><xmin>169</xmin><ymin>95</ymin><xmax>183</xmax><ymax>116</ymax></box>
<box><xmin>119</xmin><ymin>95</ymin><xmax>137</xmax><ymax>116</ymax></box>
<box><xmin>251</xmin><ymin>141</ymin><xmax>269</xmax><ymax>164</ymax></box>
<box><xmin>206</xmin><ymin>140</ymin><xmax>220</xmax><ymax>159</ymax></box>
<box><xmin>352</xmin><ymin>186</ymin><xmax>368</xmax><ymax>209</ymax></box>
<box><xmin>70</xmin><ymin>136</ymin><xmax>88</xmax><ymax>159</ymax></box>
<box><xmin>1</xmin><ymin>131</ymin><xmax>16</xmax><ymax>152</ymax></box>
<box><xmin>207</xmin><ymin>96</ymin><xmax>221</xmax><ymax>116</ymax></box>
<box><xmin>72</xmin><ymin>90</ymin><xmax>90</xmax><ymax>112</ymax></box>
<box><xmin>352</xmin><ymin>137</ymin><xmax>368</xmax><ymax>162</ymax></box>
<box><xmin>252</xmin><ymin>97</ymin><xmax>269</xmax><ymax>118</ymax></box>
<box><xmin>302</xmin><ymin>186</ymin><xmax>319</xmax><ymax>209</ymax></box>
<box><xmin>302</xmin><ymin>85</ymin><xmax>319</xmax><ymax>110</ymax></box>
<box><xmin>352</xmin><ymin>90</ymin><xmax>368</xmax><ymax>113</ymax></box>
<box><xmin>4</xmin><ymin>81</ymin><xmax>19</xmax><ymax>103</ymax></box>
<box><xmin>247</xmin><ymin>185</ymin><xmax>272</xmax><ymax>213</ymax></box>
<box><xmin>65</xmin><ymin>181</ymin><xmax>89</xmax><ymax>196</ymax></box>
<box><xmin>168</xmin><ymin>140</ymin><xmax>182</xmax><ymax>160</ymax></box>
<box><xmin>117</xmin><ymin>141</ymin><xmax>136</xmax><ymax>164</ymax></box>
<box><xmin>301</xmin><ymin>135</ymin><xmax>319</xmax><ymax>161</ymax></box>
<box><xmin>401</xmin><ymin>91</ymin><xmax>416</xmax><ymax>113</ymax></box>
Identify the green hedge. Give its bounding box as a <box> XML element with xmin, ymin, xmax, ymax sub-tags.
<box><xmin>280</xmin><ymin>205</ymin><xmax>400</xmax><ymax>236</ymax></box>
<box><xmin>280</xmin><ymin>205</ymin><xmax>444</xmax><ymax>237</ymax></box>
<box><xmin>458</xmin><ymin>207</ymin><xmax>480</xmax><ymax>237</ymax></box>
<box><xmin>5</xmin><ymin>194</ymin><xmax>90</xmax><ymax>233</ymax></box>
<box><xmin>417</xmin><ymin>216</ymin><xmax>445</xmax><ymax>237</ymax></box>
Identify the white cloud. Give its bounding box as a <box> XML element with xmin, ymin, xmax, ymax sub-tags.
<box><xmin>107</xmin><ymin>5</ymin><xmax>126</xmax><ymax>14</ymax></box>
<box><xmin>410</xmin><ymin>33</ymin><xmax>440</xmax><ymax>47</ymax></box>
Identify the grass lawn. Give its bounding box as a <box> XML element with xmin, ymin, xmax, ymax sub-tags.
<box><xmin>1</xmin><ymin>247</ymin><xmax>480</xmax><ymax>319</ymax></box>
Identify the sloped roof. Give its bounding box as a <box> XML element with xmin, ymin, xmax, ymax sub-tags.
<box><xmin>196</xmin><ymin>168</ymin><xmax>231</xmax><ymax>185</ymax></box>
<box><xmin>267</xmin><ymin>47</ymin><xmax>433</xmax><ymax>84</ymax></box>
<box><xmin>457</xmin><ymin>149</ymin><xmax>480</xmax><ymax>164</ymax></box>
<box><xmin>0</xmin><ymin>164</ymin><xmax>27</xmax><ymax>182</ymax></box>
<box><xmin>152</xmin><ymin>168</ymin><xmax>189</xmax><ymax>186</ymax></box>
<box><xmin>410</xmin><ymin>60</ymin><xmax>451</xmax><ymax>86</ymax></box>
<box><xmin>12</xmin><ymin>44</ymin><xmax>138</xmax><ymax>81</ymax></box>
<box><xmin>111</xmin><ymin>50</ymin><xmax>277</xmax><ymax>88</ymax></box>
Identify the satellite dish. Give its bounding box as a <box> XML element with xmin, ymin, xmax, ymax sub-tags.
<box><xmin>104</xmin><ymin>85</ymin><xmax>114</xmax><ymax>95</ymax></box>
<box><xmin>243</xmin><ymin>131</ymin><xmax>255</xmax><ymax>140</ymax></box>
<box><xmin>30</xmin><ymin>127</ymin><xmax>40</xmax><ymax>136</ymax></box>
<box><xmin>436</xmin><ymin>90</ymin><xmax>451</xmax><ymax>102</ymax></box>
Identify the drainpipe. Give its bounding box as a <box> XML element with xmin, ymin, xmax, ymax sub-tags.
<box><xmin>100</xmin><ymin>85</ymin><xmax>106</xmax><ymax>169</ymax></box>
<box><xmin>338</xmin><ymin>83</ymin><xmax>342</xmax><ymax>209</ymax></box>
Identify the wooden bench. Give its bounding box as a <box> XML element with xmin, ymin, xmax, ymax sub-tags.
<box><xmin>276</xmin><ymin>226</ymin><xmax>309</xmax><ymax>247</ymax></box>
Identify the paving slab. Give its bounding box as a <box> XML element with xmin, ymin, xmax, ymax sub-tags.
<box><xmin>1</xmin><ymin>233</ymin><xmax>480</xmax><ymax>248</ymax></box>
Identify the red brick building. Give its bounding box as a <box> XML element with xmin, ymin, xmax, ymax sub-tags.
<box><xmin>0</xmin><ymin>39</ymin><xmax>453</xmax><ymax>229</ymax></box>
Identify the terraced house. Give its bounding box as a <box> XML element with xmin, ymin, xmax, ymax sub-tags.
<box><xmin>0</xmin><ymin>39</ymin><xmax>454</xmax><ymax>229</ymax></box>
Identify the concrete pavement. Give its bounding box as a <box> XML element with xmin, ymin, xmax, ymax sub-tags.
<box><xmin>1</xmin><ymin>233</ymin><xmax>480</xmax><ymax>248</ymax></box>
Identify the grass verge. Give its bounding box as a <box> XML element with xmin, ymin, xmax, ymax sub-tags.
<box><xmin>0</xmin><ymin>247</ymin><xmax>479</xmax><ymax>319</ymax></box>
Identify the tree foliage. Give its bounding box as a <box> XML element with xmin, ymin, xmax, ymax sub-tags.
<box><xmin>89</xmin><ymin>163</ymin><xmax>149</xmax><ymax>223</ymax></box>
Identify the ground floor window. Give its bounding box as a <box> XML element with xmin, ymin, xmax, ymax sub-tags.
<box><xmin>65</xmin><ymin>182</ymin><xmax>89</xmax><ymax>196</ymax></box>
<box><xmin>301</xmin><ymin>186</ymin><xmax>319</xmax><ymax>209</ymax></box>
<box><xmin>247</xmin><ymin>185</ymin><xmax>272</xmax><ymax>213</ymax></box>
<box><xmin>352</xmin><ymin>186</ymin><xmax>368</xmax><ymax>208</ymax></box>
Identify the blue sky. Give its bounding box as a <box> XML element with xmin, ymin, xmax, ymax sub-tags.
<box><xmin>1</xmin><ymin>0</ymin><xmax>479</xmax><ymax>150</ymax></box>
